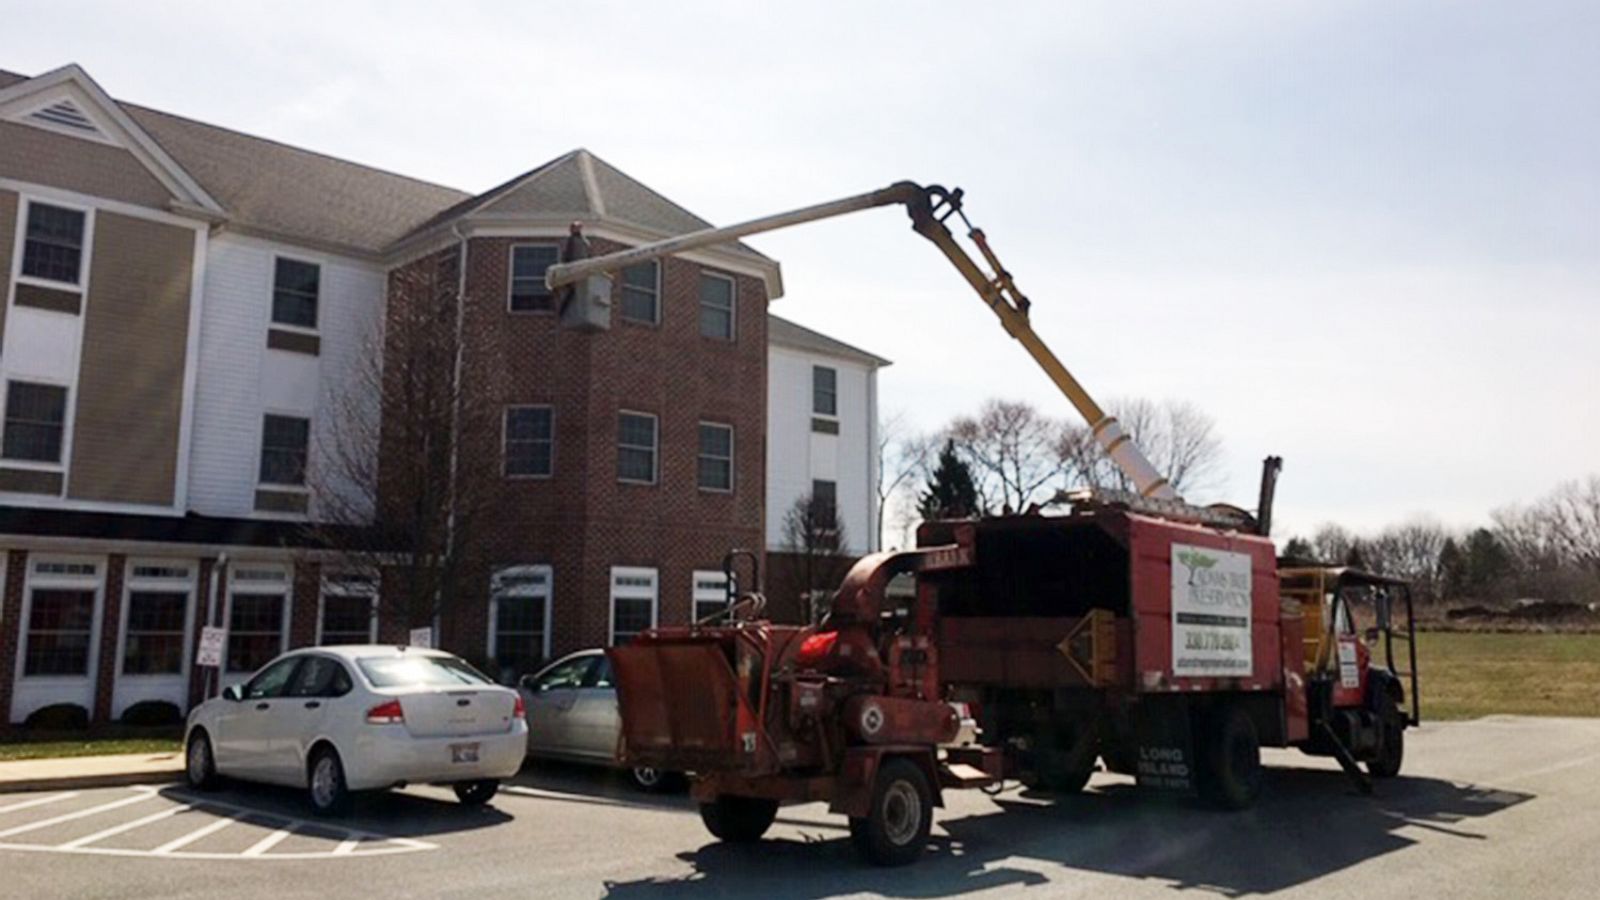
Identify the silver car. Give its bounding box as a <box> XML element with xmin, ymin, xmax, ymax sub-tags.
<box><xmin>519</xmin><ymin>649</ymin><xmax>678</xmax><ymax>791</ymax></box>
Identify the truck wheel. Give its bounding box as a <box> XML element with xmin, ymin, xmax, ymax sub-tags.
<box><xmin>1199</xmin><ymin>707</ymin><xmax>1262</xmax><ymax>810</ymax></box>
<box><xmin>699</xmin><ymin>795</ymin><xmax>778</xmax><ymax>843</ymax></box>
<box><xmin>849</xmin><ymin>758</ymin><xmax>933</xmax><ymax>867</ymax></box>
<box><xmin>1033</xmin><ymin>724</ymin><xmax>1098</xmax><ymax>793</ymax></box>
<box><xmin>1368</xmin><ymin>698</ymin><xmax>1405</xmax><ymax>779</ymax></box>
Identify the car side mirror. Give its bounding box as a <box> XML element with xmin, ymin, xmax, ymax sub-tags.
<box><xmin>222</xmin><ymin>684</ymin><xmax>243</xmax><ymax>702</ymax></box>
<box><xmin>518</xmin><ymin>675</ymin><xmax>538</xmax><ymax>692</ymax></box>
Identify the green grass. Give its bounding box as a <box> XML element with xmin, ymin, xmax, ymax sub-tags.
<box><xmin>1414</xmin><ymin>631</ymin><xmax>1600</xmax><ymax>720</ymax></box>
<box><xmin>0</xmin><ymin>733</ymin><xmax>182</xmax><ymax>762</ymax></box>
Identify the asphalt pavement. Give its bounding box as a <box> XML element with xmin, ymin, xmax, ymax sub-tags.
<box><xmin>2</xmin><ymin>715</ymin><xmax>1596</xmax><ymax>899</ymax></box>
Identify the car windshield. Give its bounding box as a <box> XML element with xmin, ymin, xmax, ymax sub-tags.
<box><xmin>357</xmin><ymin>654</ymin><xmax>492</xmax><ymax>688</ymax></box>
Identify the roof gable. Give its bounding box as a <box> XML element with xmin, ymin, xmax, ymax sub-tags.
<box><xmin>768</xmin><ymin>314</ymin><xmax>891</xmax><ymax>367</ymax></box>
<box><xmin>0</xmin><ymin>64</ymin><xmax>223</xmax><ymax>215</ymax></box>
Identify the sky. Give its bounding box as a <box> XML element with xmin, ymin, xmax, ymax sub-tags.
<box><xmin>3</xmin><ymin>1</ymin><xmax>1596</xmax><ymax>539</ymax></box>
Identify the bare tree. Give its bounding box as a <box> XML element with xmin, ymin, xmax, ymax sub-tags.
<box><xmin>1056</xmin><ymin>398</ymin><xmax>1224</xmax><ymax>498</ymax></box>
<box><xmin>875</xmin><ymin>411</ymin><xmax>934</xmax><ymax>550</ymax></box>
<box><xmin>782</xmin><ymin>492</ymin><xmax>851</xmax><ymax>624</ymax></box>
<box><xmin>1309</xmin><ymin>524</ymin><xmax>1357</xmax><ymax>565</ymax></box>
<box><xmin>1362</xmin><ymin>519</ymin><xmax>1451</xmax><ymax>603</ymax></box>
<box><xmin>310</xmin><ymin>249</ymin><xmax>501</xmax><ymax>639</ymax></box>
<box><xmin>948</xmin><ymin>399</ymin><xmax>1064</xmax><ymax>513</ymax></box>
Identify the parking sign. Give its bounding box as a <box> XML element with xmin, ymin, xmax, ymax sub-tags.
<box><xmin>196</xmin><ymin>625</ymin><xmax>227</xmax><ymax>668</ymax></box>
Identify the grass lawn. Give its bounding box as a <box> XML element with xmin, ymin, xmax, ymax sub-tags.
<box><xmin>0</xmin><ymin>734</ymin><xmax>182</xmax><ymax>762</ymax></box>
<box><xmin>1415</xmin><ymin>631</ymin><xmax>1600</xmax><ymax>720</ymax></box>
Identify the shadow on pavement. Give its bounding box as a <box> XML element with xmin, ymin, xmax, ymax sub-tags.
<box><xmin>505</xmin><ymin>759</ymin><xmax>692</xmax><ymax>812</ymax></box>
<box><xmin>159</xmin><ymin>778</ymin><xmax>513</xmax><ymax>839</ymax></box>
<box><xmin>601</xmin><ymin>766</ymin><xmax>1533</xmax><ymax>899</ymax></box>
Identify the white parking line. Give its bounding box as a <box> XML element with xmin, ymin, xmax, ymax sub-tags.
<box><xmin>0</xmin><ymin>793</ymin><xmax>79</xmax><ymax>816</ymax></box>
<box><xmin>151</xmin><ymin>811</ymin><xmax>244</xmax><ymax>855</ymax></box>
<box><xmin>241</xmin><ymin>823</ymin><xmax>299</xmax><ymax>857</ymax></box>
<box><xmin>0</xmin><ymin>791</ymin><xmax>155</xmax><ymax>839</ymax></box>
<box><xmin>333</xmin><ymin>837</ymin><xmax>361</xmax><ymax>855</ymax></box>
<box><xmin>57</xmin><ymin>803</ymin><xmax>197</xmax><ymax>850</ymax></box>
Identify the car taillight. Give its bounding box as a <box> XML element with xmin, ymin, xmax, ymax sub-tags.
<box><xmin>513</xmin><ymin>694</ymin><xmax>526</xmax><ymax>720</ymax></box>
<box><xmin>366</xmin><ymin>699</ymin><xmax>405</xmax><ymax>725</ymax></box>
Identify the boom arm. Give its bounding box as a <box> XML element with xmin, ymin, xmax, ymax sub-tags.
<box><xmin>545</xmin><ymin>181</ymin><xmax>1180</xmax><ymax>501</ymax></box>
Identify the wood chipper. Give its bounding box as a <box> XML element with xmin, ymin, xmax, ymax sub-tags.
<box><xmin>547</xmin><ymin>182</ymin><xmax>1419</xmax><ymax>866</ymax></box>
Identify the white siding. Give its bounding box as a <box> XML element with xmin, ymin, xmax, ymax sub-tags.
<box><xmin>765</xmin><ymin>345</ymin><xmax>878</xmax><ymax>555</ymax></box>
<box><xmin>187</xmin><ymin>233</ymin><xmax>382</xmax><ymax>520</ymax></box>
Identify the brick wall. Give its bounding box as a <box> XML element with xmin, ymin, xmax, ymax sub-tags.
<box><xmin>379</xmin><ymin>237</ymin><xmax>768</xmax><ymax>674</ymax></box>
<box><xmin>92</xmin><ymin>554</ymin><xmax>127</xmax><ymax>721</ymax></box>
<box><xmin>0</xmin><ymin>549</ymin><xmax>26</xmax><ymax>732</ymax></box>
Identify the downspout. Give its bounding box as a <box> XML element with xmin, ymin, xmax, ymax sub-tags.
<box><xmin>440</xmin><ymin>223</ymin><xmax>470</xmax><ymax>644</ymax></box>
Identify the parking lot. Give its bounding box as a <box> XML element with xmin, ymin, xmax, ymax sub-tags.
<box><xmin>3</xmin><ymin>716</ymin><xmax>1597</xmax><ymax>899</ymax></box>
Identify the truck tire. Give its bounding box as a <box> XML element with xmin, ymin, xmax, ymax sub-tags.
<box><xmin>699</xmin><ymin>795</ymin><xmax>779</xmax><ymax>843</ymax></box>
<box><xmin>1198</xmin><ymin>706</ymin><xmax>1262</xmax><ymax>810</ymax></box>
<box><xmin>1368</xmin><ymin>695</ymin><xmax>1405</xmax><ymax>779</ymax></box>
<box><xmin>1032</xmin><ymin>724</ymin><xmax>1098</xmax><ymax>793</ymax></box>
<box><xmin>849</xmin><ymin>758</ymin><xmax>934</xmax><ymax>867</ymax></box>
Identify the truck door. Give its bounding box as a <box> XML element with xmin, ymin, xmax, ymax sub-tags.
<box><xmin>1330</xmin><ymin>597</ymin><xmax>1367</xmax><ymax>708</ymax></box>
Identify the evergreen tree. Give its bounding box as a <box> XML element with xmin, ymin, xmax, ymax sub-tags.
<box><xmin>1281</xmin><ymin>536</ymin><xmax>1314</xmax><ymax>559</ymax></box>
<box><xmin>1437</xmin><ymin>537</ymin><xmax>1468</xmax><ymax>601</ymax></box>
<box><xmin>918</xmin><ymin>440</ymin><xmax>981</xmax><ymax>520</ymax></box>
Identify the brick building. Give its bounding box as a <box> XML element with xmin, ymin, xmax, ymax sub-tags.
<box><xmin>0</xmin><ymin>63</ymin><xmax>884</xmax><ymax>727</ymax></box>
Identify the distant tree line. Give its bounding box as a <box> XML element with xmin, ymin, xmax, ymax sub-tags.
<box><xmin>1282</xmin><ymin>476</ymin><xmax>1600</xmax><ymax>606</ymax></box>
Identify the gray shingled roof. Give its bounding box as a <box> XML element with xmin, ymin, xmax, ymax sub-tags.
<box><xmin>768</xmin><ymin>314</ymin><xmax>891</xmax><ymax>367</ymax></box>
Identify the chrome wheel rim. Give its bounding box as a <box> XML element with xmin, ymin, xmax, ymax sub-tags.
<box><xmin>311</xmin><ymin>756</ymin><xmax>339</xmax><ymax>808</ymax></box>
<box><xmin>883</xmin><ymin>780</ymin><xmax>921</xmax><ymax>846</ymax></box>
<box><xmin>187</xmin><ymin>738</ymin><xmax>209</xmax><ymax>783</ymax></box>
<box><xmin>633</xmin><ymin>766</ymin><xmax>661</xmax><ymax>788</ymax></box>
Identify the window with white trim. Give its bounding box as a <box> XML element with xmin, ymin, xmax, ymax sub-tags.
<box><xmin>271</xmin><ymin>257</ymin><xmax>320</xmax><ymax>329</ymax></box>
<box><xmin>319</xmin><ymin>571</ymin><xmax>377</xmax><ymax>645</ymax></box>
<box><xmin>620</xmin><ymin>260</ymin><xmax>660</xmax><ymax>324</ymax></box>
<box><xmin>22</xmin><ymin>201</ymin><xmax>86</xmax><ymax>285</ymax></box>
<box><xmin>697</xmin><ymin>422</ymin><xmax>733</xmax><ymax>492</ymax></box>
<box><xmin>259</xmin><ymin>414</ymin><xmax>309</xmax><ymax>486</ymax></box>
<box><xmin>813</xmin><ymin>366</ymin><xmax>838</xmax><ymax>416</ymax></box>
<box><xmin>509</xmin><ymin>245</ymin><xmax>559</xmax><ymax>312</ymax></box>
<box><xmin>226</xmin><ymin>566</ymin><xmax>289</xmax><ymax>674</ymax></box>
<box><xmin>692</xmin><ymin>570</ymin><xmax>729</xmax><ymax>624</ymax></box>
<box><xmin>490</xmin><ymin>565</ymin><xmax>551</xmax><ymax>680</ymax></box>
<box><xmin>22</xmin><ymin>558</ymin><xmax>101</xmax><ymax>678</ymax></box>
<box><xmin>122</xmin><ymin>563</ymin><xmax>193</xmax><ymax>676</ymax></box>
<box><xmin>3</xmin><ymin>381</ymin><xmax>68</xmax><ymax>464</ymax></box>
<box><xmin>617</xmin><ymin>411</ymin><xmax>658</xmax><ymax>484</ymax></box>
<box><xmin>698</xmin><ymin>272</ymin><xmax>734</xmax><ymax>340</ymax></box>
<box><xmin>504</xmin><ymin>406</ymin><xmax>554</xmax><ymax>477</ymax></box>
<box><xmin>610</xmin><ymin>567</ymin><xmax>658</xmax><ymax>646</ymax></box>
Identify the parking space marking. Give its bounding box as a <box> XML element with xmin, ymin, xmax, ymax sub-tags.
<box><xmin>0</xmin><ymin>793</ymin><xmax>79</xmax><ymax>816</ymax></box>
<box><xmin>0</xmin><ymin>792</ymin><xmax>155</xmax><ymax>839</ymax></box>
<box><xmin>0</xmin><ymin>787</ymin><xmax>437</xmax><ymax>860</ymax></box>
<box><xmin>58</xmin><ymin>803</ymin><xmax>197</xmax><ymax>850</ymax></box>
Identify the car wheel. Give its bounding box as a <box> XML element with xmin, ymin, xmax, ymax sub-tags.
<box><xmin>699</xmin><ymin>795</ymin><xmax>779</xmax><ymax>843</ymax></box>
<box><xmin>185</xmin><ymin>731</ymin><xmax>219</xmax><ymax>791</ymax></box>
<box><xmin>308</xmin><ymin>747</ymin><xmax>352</xmax><ymax>817</ymax></box>
<box><xmin>629</xmin><ymin>766</ymin><xmax>668</xmax><ymax>792</ymax></box>
<box><xmin>454</xmin><ymin>780</ymin><xmax>500</xmax><ymax>806</ymax></box>
<box><xmin>849</xmin><ymin>758</ymin><xmax>935</xmax><ymax>867</ymax></box>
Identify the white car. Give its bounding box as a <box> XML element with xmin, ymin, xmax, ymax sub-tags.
<box><xmin>520</xmin><ymin>649</ymin><xmax>680</xmax><ymax>791</ymax></box>
<box><xmin>184</xmin><ymin>646</ymin><xmax>528</xmax><ymax>815</ymax></box>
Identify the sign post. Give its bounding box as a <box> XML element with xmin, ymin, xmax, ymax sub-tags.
<box><xmin>197</xmin><ymin>625</ymin><xmax>227</xmax><ymax>698</ymax></box>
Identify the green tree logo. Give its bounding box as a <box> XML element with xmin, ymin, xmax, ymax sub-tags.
<box><xmin>1177</xmin><ymin>549</ymin><xmax>1219</xmax><ymax>586</ymax></box>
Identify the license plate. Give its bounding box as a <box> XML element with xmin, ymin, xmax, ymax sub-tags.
<box><xmin>450</xmin><ymin>742</ymin><xmax>480</xmax><ymax>764</ymax></box>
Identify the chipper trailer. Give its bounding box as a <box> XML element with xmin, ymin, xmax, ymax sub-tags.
<box><xmin>544</xmin><ymin>183</ymin><xmax>1421</xmax><ymax>866</ymax></box>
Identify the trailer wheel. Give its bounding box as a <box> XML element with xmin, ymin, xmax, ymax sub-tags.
<box><xmin>1199</xmin><ymin>706</ymin><xmax>1262</xmax><ymax>810</ymax></box>
<box><xmin>1032</xmin><ymin>724</ymin><xmax>1099</xmax><ymax>793</ymax></box>
<box><xmin>1368</xmin><ymin>695</ymin><xmax>1405</xmax><ymax>779</ymax></box>
<box><xmin>849</xmin><ymin>758</ymin><xmax>934</xmax><ymax>867</ymax></box>
<box><xmin>699</xmin><ymin>795</ymin><xmax>779</xmax><ymax>843</ymax></box>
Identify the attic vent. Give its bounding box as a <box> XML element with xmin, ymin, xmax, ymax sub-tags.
<box><xmin>30</xmin><ymin>100</ymin><xmax>100</xmax><ymax>134</ymax></box>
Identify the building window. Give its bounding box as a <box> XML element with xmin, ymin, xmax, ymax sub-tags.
<box><xmin>271</xmin><ymin>257</ymin><xmax>320</xmax><ymax>329</ymax></box>
<box><xmin>2</xmin><ymin>381</ymin><xmax>68</xmax><ymax>464</ymax></box>
<box><xmin>227</xmin><ymin>567</ymin><xmax>288</xmax><ymax>674</ymax></box>
<box><xmin>617</xmin><ymin>411</ymin><xmax>658</xmax><ymax>484</ymax></box>
<box><xmin>698</xmin><ymin>272</ymin><xmax>735</xmax><ymax>340</ymax></box>
<box><xmin>122</xmin><ymin>591</ymin><xmax>187</xmax><ymax>675</ymax></box>
<box><xmin>24</xmin><ymin>588</ymin><xmax>96</xmax><ymax>676</ymax></box>
<box><xmin>509</xmin><ymin>245</ymin><xmax>559</xmax><ymax>312</ymax></box>
<box><xmin>692</xmin><ymin>570</ymin><xmax>729</xmax><ymax>624</ymax></box>
<box><xmin>620</xmin><ymin>260</ymin><xmax>660</xmax><ymax>324</ymax></box>
<box><xmin>812</xmin><ymin>479</ymin><xmax>838</xmax><ymax>521</ymax></box>
<box><xmin>319</xmin><ymin>572</ymin><xmax>376</xmax><ymax>646</ymax></box>
<box><xmin>813</xmin><ymin>366</ymin><xmax>838</xmax><ymax>416</ymax></box>
<box><xmin>490</xmin><ymin>565</ymin><xmax>551</xmax><ymax>681</ymax></box>
<box><xmin>610</xmin><ymin>567</ymin><xmax>658</xmax><ymax>646</ymax></box>
<box><xmin>697</xmin><ymin>422</ymin><xmax>733</xmax><ymax>492</ymax></box>
<box><xmin>22</xmin><ymin>202</ymin><xmax>86</xmax><ymax>285</ymax></box>
<box><xmin>505</xmin><ymin>406</ymin><xmax>554</xmax><ymax>477</ymax></box>
<box><xmin>259</xmin><ymin>414</ymin><xmax>309</xmax><ymax>486</ymax></box>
